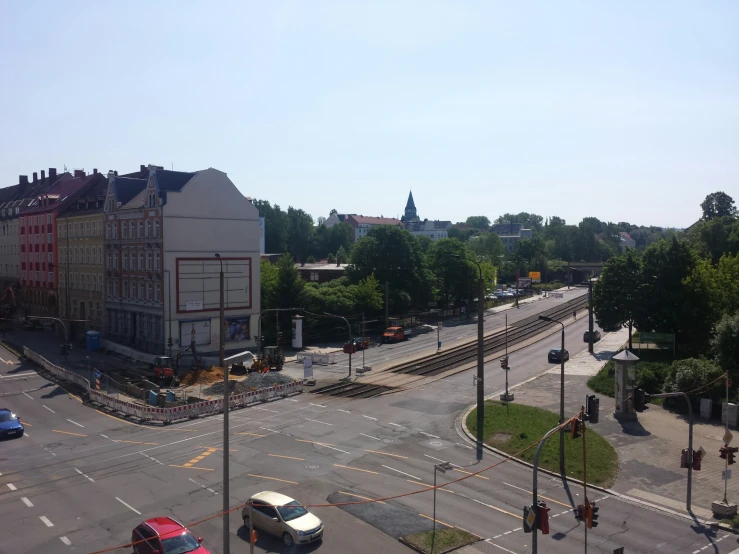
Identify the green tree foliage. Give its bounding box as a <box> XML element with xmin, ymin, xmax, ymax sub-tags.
<box><xmin>349</xmin><ymin>226</ymin><xmax>430</xmax><ymax>312</ymax></box>
<box><xmin>711</xmin><ymin>312</ymin><xmax>739</xmax><ymax>375</ymax></box>
<box><xmin>353</xmin><ymin>274</ymin><xmax>384</xmax><ymax>313</ymax></box>
<box><xmin>468</xmin><ymin>232</ymin><xmax>505</xmax><ymax>264</ymax></box>
<box><xmin>253</xmin><ymin>200</ymin><xmax>288</xmax><ymax>253</ymax></box>
<box><xmin>427</xmin><ymin>239</ymin><xmax>470</xmax><ymax>307</ymax></box>
<box><xmin>448</xmin><ymin>225</ymin><xmax>478</xmax><ymax>242</ymax></box>
<box><xmin>687</xmin><ymin>217</ymin><xmax>739</xmax><ymax>264</ymax></box>
<box><xmin>593</xmin><ymin>249</ymin><xmax>643</xmax><ymax>349</ymax></box>
<box><xmin>662</xmin><ymin>358</ymin><xmax>725</xmax><ymax>400</ymax></box>
<box><xmin>260</xmin><ymin>258</ymin><xmax>278</xmax><ymax>310</ymax></box>
<box><xmin>465</xmin><ymin>216</ymin><xmax>490</xmax><ymax>229</ymax></box>
<box><xmin>286</xmin><ymin>207</ymin><xmax>314</xmax><ymax>264</ymax></box>
<box><xmin>701</xmin><ymin>191</ymin><xmax>737</xmax><ymax>220</ymax></box>
<box><xmin>273</xmin><ymin>254</ymin><xmax>304</xmax><ymax>309</ymax></box>
<box><xmin>496</xmin><ymin>212</ymin><xmax>544</xmax><ymax>233</ymax></box>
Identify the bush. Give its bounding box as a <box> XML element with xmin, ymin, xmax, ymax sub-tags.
<box><xmin>306</xmin><ymin>255</ymin><xmax>316</xmax><ymax>263</ymax></box>
<box><xmin>662</xmin><ymin>358</ymin><xmax>724</xmax><ymax>400</ymax></box>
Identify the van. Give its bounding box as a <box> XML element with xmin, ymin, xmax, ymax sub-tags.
<box><xmin>382</xmin><ymin>327</ymin><xmax>407</xmax><ymax>343</ymax></box>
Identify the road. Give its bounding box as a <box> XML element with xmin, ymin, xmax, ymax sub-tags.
<box><xmin>0</xmin><ymin>300</ymin><xmax>737</xmax><ymax>553</ymax></box>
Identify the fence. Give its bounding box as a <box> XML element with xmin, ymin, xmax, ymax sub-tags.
<box><xmin>23</xmin><ymin>346</ymin><xmax>304</xmax><ymax>424</ymax></box>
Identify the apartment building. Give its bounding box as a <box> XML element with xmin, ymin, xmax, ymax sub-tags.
<box><xmin>57</xmin><ymin>177</ymin><xmax>107</xmax><ymax>338</ymax></box>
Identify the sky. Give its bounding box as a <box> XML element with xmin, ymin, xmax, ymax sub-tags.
<box><xmin>1</xmin><ymin>1</ymin><xmax>737</xmax><ymax>229</ymax></box>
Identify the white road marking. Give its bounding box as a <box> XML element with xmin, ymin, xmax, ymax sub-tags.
<box><xmin>388</xmin><ymin>422</ymin><xmax>403</xmax><ymax>428</ymax></box>
<box><xmin>286</xmin><ymin>398</ymin><xmax>298</xmax><ymax>402</ymax></box>
<box><xmin>309</xmin><ymin>403</ymin><xmax>327</xmax><ymax>408</ymax></box>
<box><xmin>207</xmin><ymin>488</ymin><xmax>217</xmax><ymax>494</ymax></box>
<box><xmin>552</xmin><ymin>513</ymin><xmax>561</xmax><ymax>518</ymax></box>
<box><xmin>382</xmin><ymin>465</ymin><xmax>421</xmax><ymax>481</ymax></box>
<box><xmin>101</xmin><ymin>434</ymin><xmax>109</xmax><ymax>439</ymax></box>
<box><xmin>492</xmin><ymin>535</ymin><xmax>502</xmax><ymax>539</ymax></box>
<box><xmin>420</xmin><ymin>431</ymin><xmax>439</xmax><ymax>438</ymax></box>
<box><xmin>116</xmin><ymin>497</ymin><xmax>141</xmax><ymax>515</ymax></box>
<box><xmin>188</xmin><ymin>477</ymin><xmax>218</xmax><ymax>495</ymax></box>
<box><xmin>7</xmin><ymin>483</ymin><xmax>16</xmax><ymax>491</ymax></box>
<box><xmin>360</xmin><ymin>433</ymin><xmax>381</xmax><ymax>441</ymax></box>
<box><xmin>74</xmin><ymin>468</ymin><xmax>94</xmax><ymax>483</ymax></box>
<box><xmin>22</xmin><ymin>391</ymin><xmax>33</xmax><ymax>400</ymax></box>
<box><xmin>318</xmin><ymin>444</ymin><xmax>351</xmax><ymax>454</ymax></box>
<box><xmin>259</xmin><ymin>427</ymin><xmax>281</xmax><ymax>434</ymax></box>
<box><xmin>455</xmin><ymin>442</ymin><xmax>473</xmax><ymax>450</ymax></box>
<box><xmin>485</xmin><ymin>540</ymin><xmax>517</xmax><ymax>554</ymax></box>
<box><xmin>43</xmin><ymin>405</ymin><xmax>55</xmax><ymax>413</ymax></box>
<box><xmin>503</xmin><ymin>530</ymin><xmax>512</xmax><ymax>535</ymax></box>
<box><xmin>336</xmin><ymin>409</ymin><xmax>351</xmax><ymax>413</ymax></box>
<box><xmin>139</xmin><ymin>452</ymin><xmax>164</xmax><ymax>465</ymax></box>
<box><xmin>40</xmin><ymin>516</ymin><xmax>54</xmax><ymax>527</ymax></box>
<box><xmin>24</xmin><ymin>432</ymin><xmax>29</xmax><ymax>437</ymax></box>
<box><xmin>362</xmin><ymin>415</ymin><xmax>378</xmax><ymax>421</ymax></box>
<box><xmin>511</xmin><ymin>528</ymin><xmax>522</xmax><ymax>532</ymax></box>
<box><xmin>305</xmin><ymin>418</ymin><xmax>332</xmax><ymax>426</ymax></box>
<box><xmin>59</xmin><ymin>536</ymin><xmax>71</xmax><ymax>546</ymax></box>
<box><xmin>67</xmin><ymin>419</ymin><xmax>84</xmax><ymax>428</ymax></box>
<box><xmin>21</xmin><ymin>497</ymin><xmax>33</xmax><ymax>507</ymax></box>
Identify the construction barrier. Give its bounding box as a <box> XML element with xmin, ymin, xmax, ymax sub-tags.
<box><xmin>296</xmin><ymin>352</ymin><xmax>335</xmax><ymax>365</ymax></box>
<box><xmin>23</xmin><ymin>347</ymin><xmax>304</xmax><ymax>423</ymax></box>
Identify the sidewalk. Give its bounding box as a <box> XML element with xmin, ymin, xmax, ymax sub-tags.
<box><xmin>489</xmin><ymin>327</ymin><xmax>732</xmax><ymax>521</ymax></box>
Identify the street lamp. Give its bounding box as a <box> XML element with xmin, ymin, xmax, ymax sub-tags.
<box><xmin>323</xmin><ymin>312</ymin><xmax>352</xmax><ymax>378</ymax></box>
<box><xmin>452</xmin><ymin>253</ymin><xmax>485</xmax><ymax>461</ymax></box>
<box><xmin>538</xmin><ymin>315</ymin><xmax>566</xmax><ymax>475</ymax></box>
<box><xmin>432</xmin><ymin>461</ymin><xmax>453</xmax><ymax>554</ymax></box>
<box><xmin>215</xmin><ymin>253</ymin><xmax>229</xmax><ymax>554</ymax></box>
<box><xmin>568</xmin><ymin>266</ymin><xmax>594</xmax><ymax>354</ymax></box>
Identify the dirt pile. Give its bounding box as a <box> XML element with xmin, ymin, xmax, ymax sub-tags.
<box><xmin>180</xmin><ymin>365</ymin><xmax>231</xmax><ymax>386</ymax></box>
<box><xmin>203</xmin><ymin>372</ymin><xmax>294</xmax><ymax>396</ymax></box>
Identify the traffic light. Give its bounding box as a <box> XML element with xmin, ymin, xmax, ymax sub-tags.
<box><xmin>500</xmin><ymin>357</ymin><xmax>509</xmax><ymax>370</ymax></box>
<box><xmin>570</xmin><ymin>416</ymin><xmax>583</xmax><ymax>440</ymax></box>
<box><xmin>167</xmin><ymin>337</ymin><xmax>173</xmax><ymax>347</ymax></box>
<box><xmin>586</xmin><ymin>501</ymin><xmax>599</xmax><ymax>528</ymax></box>
<box><xmin>681</xmin><ymin>449</ymin><xmax>690</xmax><ymax>469</ymax></box>
<box><xmin>586</xmin><ymin>395</ymin><xmax>599</xmax><ymax>424</ymax></box>
<box><xmin>634</xmin><ymin>388</ymin><xmax>649</xmax><ymax>412</ymax></box>
<box><xmin>729</xmin><ymin>447</ymin><xmax>738</xmax><ymax>465</ymax></box>
<box><xmin>537</xmin><ymin>501</ymin><xmax>550</xmax><ymax>535</ymax></box>
<box><xmin>575</xmin><ymin>503</ymin><xmax>586</xmax><ymax>522</ymax></box>
<box><xmin>692</xmin><ymin>449</ymin><xmax>701</xmax><ymax>471</ymax></box>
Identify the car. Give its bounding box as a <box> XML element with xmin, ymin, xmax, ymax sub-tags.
<box><xmin>0</xmin><ymin>409</ymin><xmax>24</xmax><ymax>439</ymax></box>
<box><xmin>548</xmin><ymin>348</ymin><xmax>570</xmax><ymax>363</ymax></box>
<box><xmin>343</xmin><ymin>337</ymin><xmax>369</xmax><ymax>354</ymax></box>
<box><xmin>583</xmin><ymin>330</ymin><xmax>601</xmax><ymax>342</ymax></box>
<box><xmin>242</xmin><ymin>491</ymin><xmax>323</xmax><ymax>547</ymax></box>
<box><xmin>131</xmin><ymin>516</ymin><xmax>210</xmax><ymax>554</ymax></box>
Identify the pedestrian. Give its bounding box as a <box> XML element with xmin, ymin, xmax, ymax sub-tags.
<box><xmin>573</xmin><ymin>310</ymin><xmax>576</xmax><ymax>319</ymax></box>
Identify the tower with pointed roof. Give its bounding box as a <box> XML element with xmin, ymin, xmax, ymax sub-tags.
<box><xmin>402</xmin><ymin>191</ymin><xmax>418</xmax><ymax>223</ymax></box>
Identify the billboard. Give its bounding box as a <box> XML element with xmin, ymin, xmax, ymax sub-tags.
<box><xmin>176</xmin><ymin>257</ymin><xmax>252</xmax><ymax>314</ymax></box>
<box><xmin>180</xmin><ymin>319</ymin><xmax>212</xmax><ymax>347</ymax></box>
<box><xmin>223</xmin><ymin>316</ymin><xmax>251</xmax><ymax>342</ymax></box>
<box><xmin>517</xmin><ymin>277</ymin><xmax>532</xmax><ymax>288</ymax></box>
<box><xmin>528</xmin><ymin>272</ymin><xmax>541</xmax><ymax>282</ymax></box>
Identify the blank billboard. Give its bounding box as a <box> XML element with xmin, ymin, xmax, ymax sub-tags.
<box><xmin>176</xmin><ymin>257</ymin><xmax>252</xmax><ymax>314</ymax></box>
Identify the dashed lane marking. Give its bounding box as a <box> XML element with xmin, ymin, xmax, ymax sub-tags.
<box><xmin>248</xmin><ymin>474</ymin><xmax>299</xmax><ymax>485</ymax></box>
<box><xmin>418</xmin><ymin>514</ymin><xmax>453</xmax><ymax>528</ymax></box>
<box><xmin>181</xmin><ymin>447</ymin><xmax>217</xmax><ymax>468</ymax></box>
<box><xmin>338</xmin><ymin>491</ymin><xmax>385</xmax><ymax>504</ymax></box>
<box><xmin>365</xmin><ymin>449</ymin><xmax>408</xmax><ymax>459</ymax></box>
<box><xmin>7</xmin><ymin>483</ymin><xmax>16</xmax><ymax>491</ymax></box>
<box><xmin>237</xmin><ymin>432</ymin><xmax>267</xmax><ymax>438</ymax></box>
<box><xmin>113</xmin><ymin>440</ymin><xmax>159</xmax><ymax>445</ymax></box>
<box><xmin>188</xmin><ymin>477</ymin><xmax>218</xmax><ymax>495</ymax></box>
<box><xmin>334</xmin><ymin>464</ymin><xmax>378</xmax><ymax>475</ymax></box>
<box><xmin>40</xmin><ymin>516</ymin><xmax>54</xmax><ymax>527</ymax></box>
<box><xmin>74</xmin><ymin>468</ymin><xmax>94</xmax><ymax>483</ymax></box>
<box><xmin>388</xmin><ymin>422</ymin><xmax>403</xmax><ymax>428</ymax></box>
<box><xmin>420</xmin><ymin>432</ymin><xmax>440</xmax><ymax>439</ymax></box>
<box><xmin>485</xmin><ymin>540</ymin><xmax>517</xmax><ymax>554</ymax></box>
<box><xmin>382</xmin><ymin>465</ymin><xmax>421</xmax><ymax>481</ymax></box>
<box><xmin>296</xmin><ymin>439</ymin><xmax>350</xmax><ymax>454</ymax></box>
<box><xmin>502</xmin><ymin>481</ymin><xmax>570</xmax><ymax>508</ymax></box>
<box><xmin>22</xmin><ymin>392</ymin><xmax>33</xmax><ymax>400</ymax></box>
<box><xmin>309</xmin><ymin>403</ymin><xmax>327</xmax><ymax>408</ymax></box>
<box><xmin>269</xmin><ymin>454</ymin><xmax>305</xmax><ymax>461</ymax></box>
<box><xmin>21</xmin><ymin>497</ymin><xmax>33</xmax><ymax>507</ymax></box>
<box><xmin>259</xmin><ymin>427</ymin><xmax>281</xmax><ymax>434</ymax></box>
<box><xmin>101</xmin><ymin>434</ymin><xmax>110</xmax><ymax>439</ymax></box>
<box><xmin>363</xmin><ymin>415</ymin><xmax>378</xmax><ymax>421</ymax></box>
<box><xmin>59</xmin><ymin>536</ymin><xmax>71</xmax><ymax>546</ymax></box>
<box><xmin>360</xmin><ymin>433</ymin><xmax>381</xmax><ymax>441</ymax></box>
<box><xmin>116</xmin><ymin>497</ymin><xmax>141</xmax><ymax>515</ymax></box>
<box><xmin>52</xmin><ymin>430</ymin><xmax>87</xmax><ymax>437</ymax></box>
<box><xmin>169</xmin><ymin>465</ymin><xmax>215</xmax><ymax>471</ymax></box>
<box><xmin>305</xmin><ymin>418</ymin><xmax>332</xmax><ymax>426</ymax></box>
<box><xmin>42</xmin><ymin>405</ymin><xmax>55</xmax><ymax>413</ymax></box>
<box><xmin>468</xmin><ymin>497</ymin><xmax>520</xmax><ymax>519</ymax></box>
<box><xmin>139</xmin><ymin>452</ymin><xmax>164</xmax><ymax>466</ymax></box>
<box><xmin>407</xmin><ymin>480</ymin><xmax>455</xmax><ymax>494</ymax></box>
<box><xmin>336</xmin><ymin>409</ymin><xmax>351</xmax><ymax>413</ymax></box>
<box><xmin>196</xmin><ymin>446</ymin><xmax>238</xmax><ymax>451</ymax></box>
<box><xmin>66</xmin><ymin>419</ymin><xmax>84</xmax><ymax>428</ymax></box>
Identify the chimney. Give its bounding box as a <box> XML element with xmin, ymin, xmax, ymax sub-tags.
<box><xmin>41</xmin><ymin>170</ymin><xmax>46</xmax><ymax>181</ymax></box>
<box><xmin>19</xmin><ymin>176</ymin><xmax>29</xmax><ymax>189</ymax></box>
<box><xmin>114</xmin><ymin>171</ymin><xmax>118</xmax><ymax>176</ymax></box>
<box><xmin>93</xmin><ymin>168</ymin><xmax>98</xmax><ymax>174</ymax></box>
<box><xmin>49</xmin><ymin>168</ymin><xmax>57</xmax><ymax>182</ymax></box>
<box><xmin>140</xmin><ymin>165</ymin><xmax>146</xmax><ymax>173</ymax></box>
<box><xmin>33</xmin><ymin>172</ymin><xmax>38</xmax><ymax>183</ymax></box>
<box><xmin>74</xmin><ymin>170</ymin><xmax>86</xmax><ymax>178</ymax></box>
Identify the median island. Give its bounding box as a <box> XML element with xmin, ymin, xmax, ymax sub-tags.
<box><xmin>467</xmin><ymin>401</ymin><xmax>618</xmax><ymax>487</ymax></box>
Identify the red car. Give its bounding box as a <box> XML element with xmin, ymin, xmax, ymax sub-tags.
<box><xmin>132</xmin><ymin>517</ymin><xmax>210</xmax><ymax>554</ymax></box>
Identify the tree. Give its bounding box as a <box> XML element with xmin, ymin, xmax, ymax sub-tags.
<box><xmin>286</xmin><ymin>207</ymin><xmax>314</xmax><ymax>264</ymax></box>
<box><xmin>663</xmin><ymin>358</ymin><xmax>725</xmax><ymax>401</ymax></box>
<box><xmin>354</xmin><ymin>274</ymin><xmax>384</xmax><ymax>313</ymax></box>
<box><xmin>593</xmin><ymin>250</ymin><xmax>643</xmax><ymax>349</ymax></box>
<box><xmin>711</xmin><ymin>312</ymin><xmax>739</xmax><ymax>376</ymax></box>
<box><xmin>496</xmin><ymin>212</ymin><xmax>544</xmax><ymax>233</ymax></box>
<box><xmin>688</xmin><ymin>217</ymin><xmax>739</xmax><ymax>264</ymax></box>
<box><xmin>427</xmin><ymin>239</ymin><xmax>470</xmax><ymax>307</ymax></box>
<box><xmin>260</xmin><ymin>259</ymin><xmax>279</xmax><ymax>310</ymax></box>
<box><xmin>253</xmin><ymin>200</ymin><xmax>288</xmax><ymax>253</ymax></box>
<box><xmin>701</xmin><ymin>192</ymin><xmax>737</xmax><ymax>220</ymax></box>
<box><xmin>273</xmin><ymin>254</ymin><xmax>304</xmax><ymax>309</ymax></box>
<box><xmin>468</xmin><ymin>232</ymin><xmax>505</xmax><ymax>263</ymax></box>
<box><xmin>465</xmin><ymin>216</ymin><xmax>490</xmax><ymax>229</ymax></box>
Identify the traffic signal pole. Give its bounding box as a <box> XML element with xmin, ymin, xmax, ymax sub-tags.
<box><xmin>532</xmin><ymin>424</ymin><xmax>562</xmax><ymax>554</ymax></box>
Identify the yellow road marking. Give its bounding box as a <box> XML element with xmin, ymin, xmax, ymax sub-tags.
<box><xmin>452</xmin><ymin>468</ymin><xmax>488</xmax><ymax>480</ymax></box>
<box><xmin>338</xmin><ymin>491</ymin><xmax>385</xmax><ymax>504</ymax></box>
<box><xmin>169</xmin><ymin>464</ymin><xmax>215</xmax><ymax>471</ymax></box>
<box><xmin>334</xmin><ymin>464</ymin><xmax>378</xmax><ymax>475</ymax></box>
<box><xmin>295</xmin><ymin>439</ymin><xmax>334</xmax><ymax>446</ymax></box>
<box><xmin>21</xmin><ymin>422</ymin><xmax>32</xmax><ymax>427</ymax></box>
<box><xmin>248</xmin><ymin>474</ymin><xmax>298</xmax><ymax>485</ymax></box>
<box><xmin>180</xmin><ymin>448</ymin><xmax>218</xmax><ymax>468</ymax></box>
<box><xmin>237</xmin><ymin>432</ymin><xmax>267</xmax><ymax>438</ymax></box>
<box><xmin>419</xmin><ymin>514</ymin><xmax>453</xmax><ymax>528</ymax></box>
<box><xmin>52</xmin><ymin>429</ymin><xmax>87</xmax><ymax>437</ymax></box>
<box><xmin>473</xmin><ymin>500</ymin><xmax>520</xmax><ymax>519</ymax></box>
<box><xmin>113</xmin><ymin>440</ymin><xmax>158</xmax><ymax>445</ymax></box>
<box><xmin>407</xmin><ymin>480</ymin><xmax>455</xmax><ymax>494</ymax></box>
<box><xmin>196</xmin><ymin>446</ymin><xmax>238</xmax><ymax>451</ymax></box>
<box><xmin>269</xmin><ymin>454</ymin><xmax>305</xmax><ymax>461</ymax></box>
<box><xmin>364</xmin><ymin>449</ymin><xmax>408</xmax><ymax>460</ymax></box>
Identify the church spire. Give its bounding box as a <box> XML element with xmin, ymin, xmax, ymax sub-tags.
<box><xmin>403</xmin><ymin>190</ymin><xmax>417</xmax><ymax>222</ymax></box>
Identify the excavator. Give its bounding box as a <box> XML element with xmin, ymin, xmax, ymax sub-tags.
<box><xmin>249</xmin><ymin>345</ymin><xmax>284</xmax><ymax>372</ymax></box>
<box><xmin>151</xmin><ymin>343</ymin><xmax>204</xmax><ymax>385</ymax></box>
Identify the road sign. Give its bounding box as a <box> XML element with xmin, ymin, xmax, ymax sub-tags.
<box><xmin>526</xmin><ymin>507</ymin><xmax>536</xmax><ymax>529</ymax></box>
<box><xmin>698</xmin><ymin>446</ymin><xmax>706</xmax><ymax>460</ymax></box>
<box><xmin>528</xmin><ymin>271</ymin><xmax>541</xmax><ymax>282</ymax></box>
<box><xmin>640</xmin><ymin>332</ymin><xmax>674</xmax><ymax>343</ymax></box>
<box><xmin>722</xmin><ymin>470</ymin><xmax>732</xmax><ymax>481</ymax></box>
<box><xmin>724</xmin><ymin>430</ymin><xmax>734</xmax><ymax>446</ymax></box>
<box><xmin>438</xmin><ymin>321</ymin><xmax>443</xmax><ymax>329</ymax></box>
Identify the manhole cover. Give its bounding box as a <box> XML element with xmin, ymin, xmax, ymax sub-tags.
<box><xmin>382</xmin><ymin>438</ymin><xmax>394</xmax><ymax>444</ymax></box>
<box><xmin>305</xmin><ymin>464</ymin><xmax>320</xmax><ymax>470</ymax></box>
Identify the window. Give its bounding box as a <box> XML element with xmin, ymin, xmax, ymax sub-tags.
<box><xmin>145</xmin><ymin>220</ymin><xmax>151</xmax><ymax>238</ymax></box>
<box><xmin>34</xmin><ymin>216</ymin><xmax>38</xmax><ymax>226</ymax></box>
<box><xmin>155</xmin><ymin>283</ymin><xmax>160</xmax><ymax>302</ymax></box>
<box><xmin>138</xmin><ymin>281</ymin><xmax>144</xmax><ymax>299</ymax></box>
<box><xmin>310</xmin><ymin>272</ymin><xmax>319</xmax><ymax>281</ymax></box>
<box><xmin>154</xmin><ymin>220</ymin><xmax>160</xmax><ymax>238</ymax></box>
<box><xmin>21</xmin><ymin>253</ymin><xmax>25</xmax><ymax>263</ymax></box>
<box><xmin>113</xmin><ymin>253</ymin><xmax>118</xmax><ymax>270</ymax></box>
<box><xmin>146</xmin><ymin>252</ymin><xmax>151</xmax><ymax>270</ymax></box>
<box><xmin>97</xmin><ymin>303</ymin><xmax>102</xmax><ymax>319</ymax></box>
<box><xmin>97</xmin><ymin>221</ymin><xmax>102</xmax><ymax>236</ymax></box>
<box><xmin>73</xmin><ymin>222</ymin><xmax>77</xmax><ymax>237</ymax></box>
<box><xmin>122</xmin><ymin>253</ymin><xmax>127</xmax><ymax>270</ymax></box>
<box><xmin>85</xmin><ymin>222</ymin><xmax>90</xmax><ymax>236</ymax></box>
<box><xmin>155</xmin><ymin>251</ymin><xmax>160</xmax><ymax>271</ymax></box>
<box><xmin>48</xmin><ymin>253</ymin><xmax>53</xmax><ymax>264</ymax></box>
<box><xmin>47</xmin><ymin>233</ymin><xmax>52</xmax><ymax>243</ymax></box>
<box><xmin>130</xmin><ymin>281</ymin><xmax>135</xmax><ymax>298</ymax></box>
<box><xmin>98</xmin><ymin>246</ymin><xmax>102</xmax><ymax>263</ymax></box>
<box><xmin>86</xmin><ymin>247</ymin><xmax>90</xmax><ymax>264</ymax></box>
<box><xmin>20</xmin><ymin>235</ymin><xmax>24</xmax><ymax>245</ymax></box>
<box><xmin>35</xmin><ymin>234</ymin><xmax>39</xmax><ymax>244</ymax></box>
<box><xmin>137</xmin><ymin>221</ymin><xmax>143</xmax><ymax>238</ymax></box>
<box><xmin>98</xmin><ymin>274</ymin><xmax>103</xmax><ymax>292</ymax></box>
<box><xmin>130</xmin><ymin>251</ymin><xmax>135</xmax><ymax>269</ymax></box>
<box><xmin>91</xmin><ymin>247</ymin><xmax>96</xmax><ymax>264</ymax></box>
<box><xmin>47</xmin><ymin>214</ymin><xmax>51</xmax><ymax>225</ymax></box>
<box><xmin>57</xmin><ymin>224</ymin><xmax>62</xmax><ymax>235</ymax></box>
<box><xmin>35</xmin><ymin>253</ymin><xmax>39</xmax><ymax>263</ymax></box>
<box><xmin>72</xmin><ymin>299</ymin><xmax>77</xmax><ymax>315</ymax></box>
<box><xmin>129</xmin><ymin>221</ymin><xmax>134</xmax><ymax>237</ymax></box>
<box><xmin>113</xmin><ymin>281</ymin><xmax>118</xmax><ymax>298</ymax></box>
<box><xmin>20</xmin><ymin>217</ymin><xmax>25</xmax><ymax>228</ymax></box>
<box><xmin>107</xmin><ymin>282</ymin><xmax>112</xmax><ymax>297</ymax></box>
<box><xmin>105</xmin><ymin>223</ymin><xmax>110</xmax><ymax>239</ymax></box>
<box><xmin>123</xmin><ymin>280</ymin><xmax>128</xmax><ymax>298</ymax></box>
<box><xmin>146</xmin><ymin>283</ymin><xmax>151</xmax><ymax>301</ymax></box>
<box><xmin>86</xmin><ymin>274</ymin><xmax>91</xmax><ymax>290</ymax></box>
<box><xmin>36</xmin><ymin>271</ymin><xmax>40</xmax><ymax>281</ymax></box>
<box><xmin>121</xmin><ymin>222</ymin><xmax>126</xmax><ymax>239</ymax></box>
<box><xmin>112</xmin><ymin>223</ymin><xmax>117</xmax><ymax>239</ymax></box>
<box><xmin>138</xmin><ymin>251</ymin><xmax>143</xmax><ymax>270</ymax></box>
<box><xmin>49</xmin><ymin>272</ymin><xmax>53</xmax><ymax>283</ymax></box>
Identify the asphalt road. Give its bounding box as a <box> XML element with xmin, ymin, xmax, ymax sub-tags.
<box><xmin>1</xmin><ymin>298</ymin><xmax>738</xmax><ymax>554</ymax></box>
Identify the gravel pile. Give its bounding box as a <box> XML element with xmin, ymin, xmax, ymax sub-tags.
<box><xmin>203</xmin><ymin>372</ymin><xmax>294</xmax><ymax>396</ymax></box>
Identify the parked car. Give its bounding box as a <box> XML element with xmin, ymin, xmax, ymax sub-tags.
<box><xmin>548</xmin><ymin>348</ymin><xmax>570</xmax><ymax>363</ymax></box>
<box><xmin>382</xmin><ymin>326</ymin><xmax>408</xmax><ymax>343</ymax></box>
<box><xmin>343</xmin><ymin>337</ymin><xmax>369</xmax><ymax>354</ymax></box>
<box><xmin>242</xmin><ymin>491</ymin><xmax>324</xmax><ymax>547</ymax></box>
<box><xmin>0</xmin><ymin>409</ymin><xmax>23</xmax><ymax>439</ymax></box>
<box><xmin>583</xmin><ymin>330</ymin><xmax>602</xmax><ymax>342</ymax></box>
<box><xmin>131</xmin><ymin>516</ymin><xmax>210</xmax><ymax>554</ymax></box>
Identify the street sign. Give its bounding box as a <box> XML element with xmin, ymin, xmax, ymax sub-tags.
<box><xmin>438</xmin><ymin>321</ymin><xmax>443</xmax><ymax>329</ymax></box>
<box><xmin>640</xmin><ymin>332</ymin><xmax>674</xmax><ymax>343</ymax></box>
<box><xmin>723</xmin><ymin>470</ymin><xmax>732</xmax><ymax>481</ymax></box>
<box><xmin>528</xmin><ymin>271</ymin><xmax>541</xmax><ymax>282</ymax></box>
<box><xmin>698</xmin><ymin>446</ymin><xmax>706</xmax><ymax>460</ymax></box>
<box><xmin>526</xmin><ymin>508</ymin><xmax>536</xmax><ymax>529</ymax></box>
<box><xmin>724</xmin><ymin>430</ymin><xmax>734</xmax><ymax>446</ymax></box>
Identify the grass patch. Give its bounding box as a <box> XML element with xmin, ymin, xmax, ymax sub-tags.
<box><xmin>401</xmin><ymin>528</ymin><xmax>479</xmax><ymax>554</ymax></box>
<box><xmin>720</xmin><ymin>514</ymin><xmax>739</xmax><ymax>528</ymax></box>
<box><xmin>587</xmin><ymin>348</ymin><xmax>679</xmax><ymax>399</ymax></box>
<box><xmin>587</xmin><ymin>360</ymin><xmax>615</xmax><ymax>397</ymax></box>
<box><xmin>467</xmin><ymin>401</ymin><xmax>618</xmax><ymax>488</ymax></box>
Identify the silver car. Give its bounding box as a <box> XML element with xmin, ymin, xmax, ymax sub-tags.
<box><xmin>242</xmin><ymin>491</ymin><xmax>323</xmax><ymax>547</ymax></box>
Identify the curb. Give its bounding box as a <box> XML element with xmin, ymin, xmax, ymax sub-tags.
<box><xmin>456</xmin><ymin>404</ymin><xmax>737</xmax><ymax>533</ymax></box>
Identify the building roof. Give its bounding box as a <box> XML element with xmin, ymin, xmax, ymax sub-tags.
<box><xmin>346</xmin><ymin>215</ymin><xmax>403</xmax><ymax>226</ymax></box>
<box><xmin>405</xmin><ymin>191</ymin><xmax>416</xmax><ymax>211</ymax></box>
<box><xmin>296</xmin><ymin>263</ymin><xmax>349</xmax><ymax>271</ymax></box>
<box><xmin>113</xmin><ymin>177</ymin><xmax>148</xmax><ymax>205</ymax></box>
<box><xmin>619</xmin><ymin>231</ymin><xmax>634</xmax><ymax>241</ymax></box>
<box><xmin>433</xmin><ymin>220</ymin><xmax>452</xmax><ymax>229</ymax></box>
<box><xmin>57</xmin><ymin>177</ymin><xmax>108</xmax><ymax>218</ymax></box>
<box><xmin>23</xmin><ymin>173</ymin><xmax>99</xmax><ymax>215</ymax></box>
<box><xmin>156</xmin><ymin>170</ymin><xmax>196</xmax><ymax>192</ymax></box>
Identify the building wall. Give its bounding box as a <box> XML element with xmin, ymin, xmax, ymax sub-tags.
<box><xmin>57</xmin><ymin>213</ymin><xmax>105</xmax><ymax>334</ymax></box>
<box><xmin>409</xmin><ymin>229</ymin><xmax>448</xmax><ymax>241</ymax></box>
<box><xmin>19</xmin><ymin>209</ymin><xmax>59</xmax><ymax>317</ymax></box>
<box><xmin>162</xmin><ymin>168</ymin><xmax>260</xmax><ymax>353</ymax></box>
<box><xmin>0</xmin><ymin>217</ymin><xmax>20</xmax><ymax>285</ymax></box>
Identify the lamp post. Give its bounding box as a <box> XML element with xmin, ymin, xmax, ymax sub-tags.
<box><xmin>453</xmin><ymin>254</ymin><xmax>485</xmax><ymax>461</ymax></box>
<box><xmin>215</xmin><ymin>253</ymin><xmax>229</xmax><ymax>554</ymax></box>
<box><xmin>568</xmin><ymin>267</ymin><xmax>594</xmax><ymax>354</ymax></box>
<box><xmin>539</xmin><ymin>314</ymin><xmax>566</xmax><ymax>475</ymax></box>
<box><xmin>432</xmin><ymin>461</ymin><xmax>453</xmax><ymax>554</ymax></box>
<box><xmin>324</xmin><ymin>312</ymin><xmax>352</xmax><ymax>378</ymax></box>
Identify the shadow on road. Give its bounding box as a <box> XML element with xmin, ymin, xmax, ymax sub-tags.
<box><xmin>615</xmin><ymin>418</ymin><xmax>651</xmax><ymax>437</ymax></box>
<box><xmin>236</xmin><ymin>524</ymin><xmax>323</xmax><ymax>553</ymax></box>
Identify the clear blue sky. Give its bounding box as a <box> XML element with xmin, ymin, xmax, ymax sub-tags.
<box><xmin>2</xmin><ymin>1</ymin><xmax>737</xmax><ymax>228</ymax></box>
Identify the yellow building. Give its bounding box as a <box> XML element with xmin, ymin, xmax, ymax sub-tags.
<box><xmin>57</xmin><ymin>178</ymin><xmax>107</xmax><ymax>338</ymax></box>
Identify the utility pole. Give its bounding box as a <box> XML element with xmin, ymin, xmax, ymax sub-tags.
<box><xmin>588</xmin><ymin>278</ymin><xmax>594</xmax><ymax>354</ymax></box>
<box><xmin>215</xmin><ymin>253</ymin><xmax>229</xmax><ymax>554</ymax></box>
<box><xmin>384</xmin><ymin>280</ymin><xmax>389</xmax><ymax>330</ymax></box>
<box><xmin>539</xmin><ymin>315</ymin><xmax>566</xmax><ymax>475</ymax></box>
